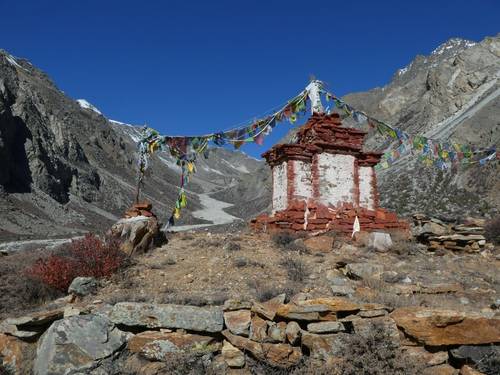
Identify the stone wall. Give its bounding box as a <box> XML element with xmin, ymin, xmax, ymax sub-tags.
<box><xmin>1</xmin><ymin>295</ymin><xmax>498</xmax><ymax>374</ymax></box>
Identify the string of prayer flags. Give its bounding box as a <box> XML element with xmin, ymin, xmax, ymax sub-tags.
<box><xmin>323</xmin><ymin>89</ymin><xmax>497</xmax><ymax>170</ymax></box>
<box><xmin>135</xmin><ymin>80</ymin><xmax>497</xmax><ymax>228</ymax></box>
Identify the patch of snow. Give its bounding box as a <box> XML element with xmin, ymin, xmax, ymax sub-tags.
<box><xmin>5</xmin><ymin>55</ymin><xmax>22</xmax><ymax>69</ymax></box>
<box><xmin>220</xmin><ymin>159</ymin><xmax>251</xmax><ymax>173</ymax></box>
<box><xmin>397</xmin><ymin>67</ymin><xmax>408</xmax><ymax>76</ymax></box>
<box><xmin>4</xmin><ymin>54</ymin><xmax>29</xmax><ymax>72</ymax></box>
<box><xmin>234</xmin><ymin>165</ymin><xmax>250</xmax><ymax>173</ymax></box>
<box><xmin>431</xmin><ymin>38</ymin><xmax>476</xmax><ymax>56</ymax></box>
<box><xmin>109</xmin><ymin>120</ymin><xmax>143</xmax><ymax>142</ymax></box>
<box><xmin>110</xmin><ymin>119</ymin><xmax>133</xmax><ymax>127</ymax></box>
<box><xmin>201</xmin><ymin>165</ymin><xmax>224</xmax><ymax>175</ymax></box>
<box><xmin>77</xmin><ymin>99</ymin><xmax>102</xmax><ymax>115</ymax></box>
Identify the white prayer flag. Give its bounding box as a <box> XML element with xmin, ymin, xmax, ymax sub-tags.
<box><xmin>352</xmin><ymin>216</ymin><xmax>360</xmax><ymax>238</ymax></box>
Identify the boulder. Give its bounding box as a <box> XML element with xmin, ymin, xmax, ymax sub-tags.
<box><xmin>221</xmin><ymin>340</ymin><xmax>245</xmax><ymax>368</ymax></box>
<box><xmin>110</xmin><ymin>302</ymin><xmax>224</xmax><ymax>333</ymax></box>
<box><xmin>450</xmin><ymin>345</ymin><xmax>500</xmax><ymax>369</ymax></box>
<box><xmin>0</xmin><ymin>308</ymin><xmax>64</xmax><ymax>339</ymax></box>
<box><xmin>368</xmin><ymin>232</ymin><xmax>393</xmax><ymax>252</ymax></box>
<box><xmin>0</xmin><ymin>333</ymin><xmax>33</xmax><ymax>374</ymax></box>
<box><xmin>34</xmin><ymin>314</ymin><xmax>128</xmax><ymax>375</ymax></box>
<box><xmin>422</xmin><ymin>364</ymin><xmax>459</xmax><ymax>375</ymax></box>
<box><xmin>307</xmin><ymin>321</ymin><xmax>345</xmax><ymax>334</ymax></box>
<box><xmin>345</xmin><ymin>263</ymin><xmax>384</xmax><ymax>280</ymax></box>
<box><xmin>327</xmin><ymin>275</ymin><xmax>355</xmax><ymax>297</ymax></box>
<box><xmin>128</xmin><ymin>331</ymin><xmax>218</xmax><ymax>361</ymax></box>
<box><xmin>391</xmin><ymin>307</ymin><xmax>500</xmax><ymax>346</ymax></box>
<box><xmin>459</xmin><ymin>365</ymin><xmax>485</xmax><ymax>375</ymax></box>
<box><xmin>109</xmin><ymin>215</ymin><xmax>164</xmax><ymax>255</ymax></box>
<box><xmin>276</xmin><ymin>297</ymin><xmax>366</xmax><ymax>320</ymax></box>
<box><xmin>222</xmin><ymin>330</ymin><xmax>302</xmax><ymax>368</ymax></box>
<box><xmin>301</xmin><ymin>331</ymin><xmax>348</xmax><ymax>360</ymax></box>
<box><xmin>358</xmin><ymin>309</ymin><xmax>387</xmax><ymax>318</ymax></box>
<box><xmin>223</xmin><ymin>299</ymin><xmax>253</xmax><ymax>311</ymax></box>
<box><xmin>403</xmin><ymin>346</ymin><xmax>449</xmax><ymax>366</ymax></box>
<box><xmin>417</xmin><ymin>222</ymin><xmax>449</xmax><ymax>236</ymax></box>
<box><xmin>223</xmin><ymin>309</ymin><xmax>251</xmax><ymax>336</ymax></box>
<box><xmin>68</xmin><ymin>276</ymin><xmax>97</xmax><ymax>296</ymax></box>
<box><xmin>251</xmin><ymin>294</ymin><xmax>286</xmax><ymax>320</ymax></box>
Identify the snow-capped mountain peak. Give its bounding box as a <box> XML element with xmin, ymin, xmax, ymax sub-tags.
<box><xmin>76</xmin><ymin>99</ymin><xmax>102</xmax><ymax>115</ymax></box>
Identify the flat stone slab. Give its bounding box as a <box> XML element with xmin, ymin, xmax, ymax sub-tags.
<box><xmin>307</xmin><ymin>321</ymin><xmax>345</xmax><ymax>333</ymax></box>
<box><xmin>391</xmin><ymin>307</ymin><xmax>500</xmax><ymax>346</ymax></box>
<box><xmin>34</xmin><ymin>314</ymin><xmax>127</xmax><ymax>375</ymax></box>
<box><xmin>110</xmin><ymin>302</ymin><xmax>224</xmax><ymax>333</ymax></box>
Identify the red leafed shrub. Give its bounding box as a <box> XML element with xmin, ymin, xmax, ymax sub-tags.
<box><xmin>25</xmin><ymin>234</ymin><xmax>126</xmax><ymax>292</ymax></box>
<box><xmin>67</xmin><ymin>233</ymin><xmax>125</xmax><ymax>278</ymax></box>
<box><xmin>25</xmin><ymin>255</ymin><xmax>78</xmax><ymax>292</ymax></box>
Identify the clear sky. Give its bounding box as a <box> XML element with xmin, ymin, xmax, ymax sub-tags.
<box><xmin>2</xmin><ymin>0</ymin><xmax>499</xmax><ymax>157</ymax></box>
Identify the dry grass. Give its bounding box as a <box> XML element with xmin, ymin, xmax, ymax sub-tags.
<box><xmin>336</xmin><ymin>322</ymin><xmax>424</xmax><ymax>375</ymax></box>
<box><xmin>280</xmin><ymin>256</ymin><xmax>309</xmax><ymax>282</ymax></box>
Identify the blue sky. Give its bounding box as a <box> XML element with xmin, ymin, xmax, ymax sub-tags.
<box><xmin>1</xmin><ymin>0</ymin><xmax>499</xmax><ymax>157</ymax></box>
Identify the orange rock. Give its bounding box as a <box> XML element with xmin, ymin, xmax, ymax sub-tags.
<box><xmin>0</xmin><ymin>333</ymin><xmax>33</xmax><ymax>374</ymax></box>
<box><xmin>251</xmin><ymin>294</ymin><xmax>285</xmax><ymax>321</ymax></box>
<box><xmin>128</xmin><ymin>331</ymin><xmax>215</xmax><ymax>355</ymax></box>
<box><xmin>459</xmin><ymin>365</ymin><xmax>485</xmax><ymax>375</ymax></box>
<box><xmin>222</xmin><ymin>330</ymin><xmax>302</xmax><ymax>368</ymax></box>
<box><xmin>390</xmin><ymin>307</ymin><xmax>500</xmax><ymax>346</ymax></box>
<box><xmin>223</xmin><ymin>310</ymin><xmax>251</xmax><ymax>336</ymax></box>
<box><xmin>423</xmin><ymin>364</ymin><xmax>459</xmax><ymax>375</ymax></box>
<box><xmin>249</xmin><ymin>315</ymin><xmax>268</xmax><ymax>342</ymax></box>
<box><xmin>134</xmin><ymin>202</ymin><xmax>152</xmax><ymax>211</ymax></box>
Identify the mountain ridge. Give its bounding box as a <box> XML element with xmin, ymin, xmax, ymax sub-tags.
<box><xmin>1</xmin><ymin>34</ymin><xmax>499</xmax><ymax>242</ymax></box>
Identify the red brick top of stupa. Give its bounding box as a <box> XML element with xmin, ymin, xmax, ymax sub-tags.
<box><xmin>262</xmin><ymin>113</ymin><xmax>382</xmax><ymax>167</ymax></box>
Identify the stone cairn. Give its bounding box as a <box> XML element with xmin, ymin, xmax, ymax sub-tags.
<box><xmin>124</xmin><ymin>202</ymin><xmax>155</xmax><ymax>218</ymax></box>
<box><xmin>413</xmin><ymin>214</ymin><xmax>490</xmax><ymax>252</ymax></box>
<box><xmin>109</xmin><ymin>201</ymin><xmax>165</xmax><ymax>255</ymax></box>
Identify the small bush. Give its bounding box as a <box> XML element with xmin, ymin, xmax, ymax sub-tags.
<box><xmin>248</xmin><ymin>280</ymin><xmax>300</xmax><ymax>303</ymax></box>
<box><xmin>337</xmin><ymin>322</ymin><xmax>423</xmax><ymax>375</ymax></box>
<box><xmin>272</xmin><ymin>232</ymin><xmax>297</xmax><ymax>247</ymax></box>
<box><xmin>272</xmin><ymin>232</ymin><xmax>308</xmax><ymax>253</ymax></box>
<box><xmin>234</xmin><ymin>257</ymin><xmax>248</xmax><ymax>267</ymax></box>
<box><xmin>280</xmin><ymin>256</ymin><xmax>309</xmax><ymax>282</ymax></box>
<box><xmin>485</xmin><ymin>216</ymin><xmax>500</xmax><ymax>245</ymax></box>
<box><xmin>223</xmin><ymin>242</ymin><xmax>241</xmax><ymax>252</ymax></box>
<box><xmin>25</xmin><ymin>234</ymin><xmax>126</xmax><ymax>292</ymax></box>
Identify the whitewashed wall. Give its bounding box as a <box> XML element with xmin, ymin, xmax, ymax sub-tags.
<box><xmin>272</xmin><ymin>162</ymin><xmax>288</xmax><ymax>213</ymax></box>
<box><xmin>292</xmin><ymin>160</ymin><xmax>312</xmax><ymax>201</ymax></box>
<box><xmin>359</xmin><ymin>166</ymin><xmax>375</xmax><ymax>210</ymax></box>
<box><xmin>317</xmin><ymin>153</ymin><xmax>355</xmax><ymax>207</ymax></box>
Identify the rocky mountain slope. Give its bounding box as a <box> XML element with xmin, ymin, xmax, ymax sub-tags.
<box><xmin>0</xmin><ymin>50</ymin><xmax>266</xmax><ymax>242</ymax></box>
<box><xmin>1</xmin><ymin>34</ymin><xmax>498</xmax><ymax>242</ymax></box>
<box><xmin>343</xmin><ymin>35</ymin><xmax>500</xmax><ymax>219</ymax></box>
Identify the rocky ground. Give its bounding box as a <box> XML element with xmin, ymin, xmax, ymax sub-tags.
<box><xmin>1</xmin><ymin>222</ymin><xmax>499</xmax><ymax>374</ymax></box>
